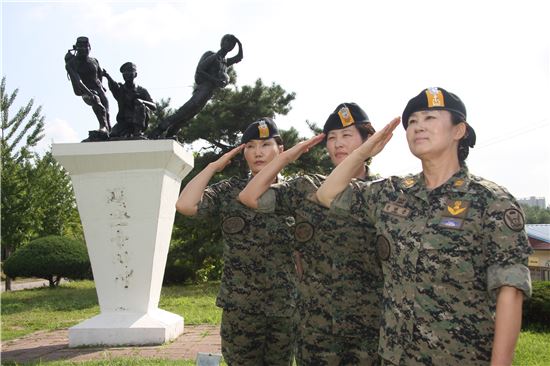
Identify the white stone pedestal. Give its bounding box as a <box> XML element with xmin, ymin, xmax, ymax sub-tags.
<box><xmin>52</xmin><ymin>140</ymin><xmax>193</xmax><ymax>347</ymax></box>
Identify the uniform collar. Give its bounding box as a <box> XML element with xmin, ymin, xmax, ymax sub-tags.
<box><xmin>246</xmin><ymin>172</ymin><xmax>284</xmax><ymax>183</ymax></box>
<box><xmin>400</xmin><ymin>165</ymin><xmax>471</xmax><ymax>201</ymax></box>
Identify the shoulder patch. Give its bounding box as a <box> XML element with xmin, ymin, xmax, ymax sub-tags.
<box><xmin>504</xmin><ymin>208</ymin><xmax>525</xmax><ymax>232</ymax></box>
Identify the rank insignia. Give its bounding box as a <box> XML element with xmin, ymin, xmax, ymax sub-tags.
<box><xmin>504</xmin><ymin>208</ymin><xmax>525</xmax><ymax>232</ymax></box>
<box><xmin>453</xmin><ymin>179</ymin><xmax>465</xmax><ymax>187</ymax></box>
<box><xmin>426</xmin><ymin>87</ymin><xmax>445</xmax><ymax>107</ymax></box>
<box><xmin>402</xmin><ymin>178</ymin><xmax>416</xmax><ymax>188</ymax></box>
<box><xmin>258</xmin><ymin>121</ymin><xmax>270</xmax><ymax>138</ymax></box>
<box><xmin>446</xmin><ymin>199</ymin><xmax>470</xmax><ymax>218</ymax></box>
<box><xmin>337</xmin><ymin>106</ymin><xmax>355</xmax><ymax>127</ymax></box>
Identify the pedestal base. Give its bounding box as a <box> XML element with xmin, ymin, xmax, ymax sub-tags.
<box><xmin>68</xmin><ymin>309</ymin><xmax>184</xmax><ymax>347</ymax></box>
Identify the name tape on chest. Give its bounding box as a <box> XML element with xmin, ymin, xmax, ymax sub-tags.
<box><xmin>382</xmin><ymin>203</ymin><xmax>411</xmax><ymax>218</ymax></box>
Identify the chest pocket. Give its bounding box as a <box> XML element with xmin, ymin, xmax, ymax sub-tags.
<box><xmin>420</xmin><ymin>197</ymin><xmax>480</xmax><ymax>283</ymax></box>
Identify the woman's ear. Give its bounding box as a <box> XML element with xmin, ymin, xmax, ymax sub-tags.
<box><xmin>454</xmin><ymin>122</ymin><xmax>467</xmax><ymax>141</ymax></box>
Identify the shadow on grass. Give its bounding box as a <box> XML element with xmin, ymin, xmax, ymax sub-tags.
<box><xmin>160</xmin><ymin>281</ymin><xmax>220</xmax><ymax>298</ymax></box>
<box><xmin>522</xmin><ymin>323</ymin><xmax>550</xmax><ymax>333</ymax></box>
<box><xmin>1</xmin><ymin>285</ymin><xmax>99</xmax><ymax>315</ymax></box>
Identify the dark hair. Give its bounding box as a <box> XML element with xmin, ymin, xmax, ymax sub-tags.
<box><xmin>274</xmin><ymin>136</ymin><xmax>284</xmax><ymax>146</ymax></box>
<box><xmin>355</xmin><ymin>122</ymin><xmax>376</xmax><ymax>142</ymax></box>
<box><xmin>450</xmin><ymin>111</ymin><xmax>470</xmax><ymax>165</ymax></box>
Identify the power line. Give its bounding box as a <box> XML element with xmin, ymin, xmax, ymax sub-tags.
<box><xmin>476</xmin><ymin>118</ymin><xmax>549</xmax><ymax>149</ymax></box>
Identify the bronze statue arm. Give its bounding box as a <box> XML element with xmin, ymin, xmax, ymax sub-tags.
<box><xmin>227</xmin><ymin>38</ymin><xmax>243</xmax><ymax>66</ymax></box>
<box><xmin>137</xmin><ymin>98</ymin><xmax>157</xmax><ymax>111</ymax></box>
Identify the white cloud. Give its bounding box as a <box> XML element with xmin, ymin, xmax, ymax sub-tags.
<box><xmin>34</xmin><ymin>118</ymin><xmax>80</xmax><ymax>154</ymax></box>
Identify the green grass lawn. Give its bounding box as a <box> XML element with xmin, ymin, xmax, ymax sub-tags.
<box><xmin>2</xmin><ymin>280</ymin><xmax>549</xmax><ymax>365</ymax></box>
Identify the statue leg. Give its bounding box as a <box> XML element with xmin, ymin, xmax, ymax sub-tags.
<box><xmin>98</xmin><ymin>90</ymin><xmax>111</xmax><ymax>131</ymax></box>
<box><xmin>163</xmin><ymin>85</ymin><xmax>215</xmax><ymax>137</ymax></box>
<box><xmin>148</xmin><ymin>83</ymin><xmax>214</xmax><ymax>139</ymax></box>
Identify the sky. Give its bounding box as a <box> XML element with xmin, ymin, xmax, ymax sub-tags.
<box><xmin>2</xmin><ymin>0</ymin><xmax>549</xmax><ymax>204</ymax></box>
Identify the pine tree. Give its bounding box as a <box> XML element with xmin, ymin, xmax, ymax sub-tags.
<box><xmin>1</xmin><ymin>77</ymin><xmax>45</xmax><ymax>290</ymax></box>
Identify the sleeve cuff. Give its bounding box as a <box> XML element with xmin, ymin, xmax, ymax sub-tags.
<box><xmin>487</xmin><ymin>263</ymin><xmax>532</xmax><ymax>299</ymax></box>
<box><xmin>329</xmin><ymin>186</ymin><xmax>353</xmax><ymax>217</ymax></box>
<box><xmin>256</xmin><ymin>189</ymin><xmax>277</xmax><ymax>213</ymax></box>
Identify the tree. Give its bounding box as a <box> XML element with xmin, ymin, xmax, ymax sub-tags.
<box><xmin>3</xmin><ymin>235</ymin><xmax>91</xmax><ymax>288</ymax></box>
<box><xmin>31</xmin><ymin>151</ymin><xmax>83</xmax><ymax>239</ymax></box>
<box><xmin>522</xmin><ymin>205</ymin><xmax>550</xmax><ymax>224</ymax></box>
<box><xmin>1</xmin><ymin>77</ymin><xmax>45</xmax><ymax>290</ymax></box>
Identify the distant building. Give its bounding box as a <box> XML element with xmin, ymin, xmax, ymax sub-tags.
<box><xmin>527</xmin><ymin>224</ymin><xmax>550</xmax><ymax>281</ymax></box>
<box><xmin>519</xmin><ymin>196</ymin><xmax>547</xmax><ymax>209</ymax></box>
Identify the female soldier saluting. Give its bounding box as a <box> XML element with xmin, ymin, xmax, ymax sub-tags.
<box><xmin>176</xmin><ymin>118</ymin><xmax>297</xmax><ymax>366</ymax></box>
<box><xmin>240</xmin><ymin>103</ymin><xmax>383</xmax><ymax>366</ymax></box>
<box><xmin>317</xmin><ymin>88</ymin><xmax>532</xmax><ymax>366</ymax></box>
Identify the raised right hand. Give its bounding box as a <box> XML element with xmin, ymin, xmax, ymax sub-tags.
<box><xmin>211</xmin><ymin>144</ymin><xmax>245</xmax><ymax>172</ymax></box>
<box><xmin>282</xmin><ymin>133</ymin><xmax>325</xmax><ymax>163</ymax></box>
<box><xmin>356</xmin><ymin>117</ymin><xmax>400</xmax><ymax>159</ymax></box>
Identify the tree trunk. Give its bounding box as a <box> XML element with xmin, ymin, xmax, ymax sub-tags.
<box><xmin>48</xmin><ymin>275</ymin><xmax>56</xmax><ymax>288</ymax></box>
<box><xmin>4</xmin><ymin>247</ymin><xmax>12</xmax><ymax>291</ymax></box>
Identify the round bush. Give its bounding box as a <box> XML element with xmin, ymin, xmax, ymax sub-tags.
<box><xmin>523</xmin><ymin>280</ymin><xmax>550</xmax><ymax>328</ymax></box>
<box><xmin>3</xmin><ymin>235</ymin><xmax>91</xmax><ymax>287</ymax></box>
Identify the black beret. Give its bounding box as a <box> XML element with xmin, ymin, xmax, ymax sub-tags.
<box><xmin>120</xmin><ymin>62</ymin><xmax>137</xmax><ymax>73</ymax></box>
<box><xmin>323</xmin><ymin>103</ymin><xmax>370</xmax><ymax>135</ymax></box>
<box><xmin>241</xmin><ymin>117</ymin><xmax>281</xmax><ymax>144</ymax></box>
<box><xmin>402</xmin><ymin>87</ymin><xmax>475</xmax><ymax>147</ymax></box>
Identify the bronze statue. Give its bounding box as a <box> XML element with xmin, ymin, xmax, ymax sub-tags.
<box><xmin>65</xmin><ymin>36</ymin><xmax>111</xmax><ymax>138</ymax></box>
<box><xmin>104</xmin><ymin>62</ymin><xmax>156</xmax><ymax>139</ymax></box>
<box><xmin>148</xmin><ymin>34</ymin><xmax>243</xmax><ymax>139</ymax></box>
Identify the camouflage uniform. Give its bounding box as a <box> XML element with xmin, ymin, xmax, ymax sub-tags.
<box><xmin>196</xmin><ymin>176</ymin><xmax>298</xmax><ymax>366</ymax></box>
<box><xmin>331</xmin><ymin>166</ymin><xmax>532</xmax><ymax>365</ymax></box>
<box><xmin>257</xmin><ymin>174</ymin><xmax>383</xmax><ymax>366</ymax></box>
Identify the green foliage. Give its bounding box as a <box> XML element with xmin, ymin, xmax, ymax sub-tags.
<box><xmin>32</xmin><ymin>151</ymin><xmax>83</xmax><ymax>239</ymax></box>
<box><xmin>1</xmin><ymin>77</ymin><xmax>46</xmax><ymax>261</ymax></box>
<box><xmin>521</xmin><ymin>204</ymin><xmax>550</xmax><ymax>224</ymax></box>
<box><xmin>3</xmin><ymin>235</ymin><xmax>91</xmax><ymax>287</ymax></box>
<box><xmin>523</xmin><ymin>281</ymin><xmax>550</xmax><ymax>327</ymax></box>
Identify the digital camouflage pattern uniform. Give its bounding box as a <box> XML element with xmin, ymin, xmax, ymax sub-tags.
<box><xmin>257</xmin><ymin>174</ymin><xmax>383</xmax><ymax>366</ymax></box>
<box><xmin>331</xmin><ymin>166</ymin><xmax>532</xmax><ymax>366</ymax></box>
<box><xmin>196</xmin><ymin>176</ymin><xmax>298</xmax><ymax>366</ymax></box>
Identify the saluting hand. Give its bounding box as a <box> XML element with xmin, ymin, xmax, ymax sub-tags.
<box><xmin>211</xmin><ymin>144</ymin><xmax>245</xmax><ymax>172</ymax></box>
<box><xmin>282</xmin><ymin>133</ymin><xmax>325</xmax><ymax>163</ymax></box>
<box><xmin>356</xmin><ymin>117</ymin><xmax>400</xmax><ymax>159</ymax></box>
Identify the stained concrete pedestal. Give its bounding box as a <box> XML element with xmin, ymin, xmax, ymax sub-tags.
<box><xmin>52</xmin><ymin>140</ymin><xmax>193</xmax><ymax>347</ymax></box>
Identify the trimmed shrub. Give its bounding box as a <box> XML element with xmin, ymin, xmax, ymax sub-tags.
<box><xmin>3</xmin><ymin>235</ymin><xmax>91</xmax><ymax>287</ymax></box>
<box><xmin>522</xmin><ymin>280</ymin><xmax>550</xmax><ymax>328</ymax></box>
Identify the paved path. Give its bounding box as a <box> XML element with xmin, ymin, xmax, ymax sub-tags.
<box><xmin>1</xmin><ymin>325</ymin><xmax>221</xmax><ymax>363</ymax></box>
<box><xmin>1</xmin><ymin>279</ymin><xmax>50</xmax><ymax>292</ymax></box>
<box><xmin>1</xmin><ymin>279</ymin><xmax>68</xmax><ymax>292</ymax></box>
